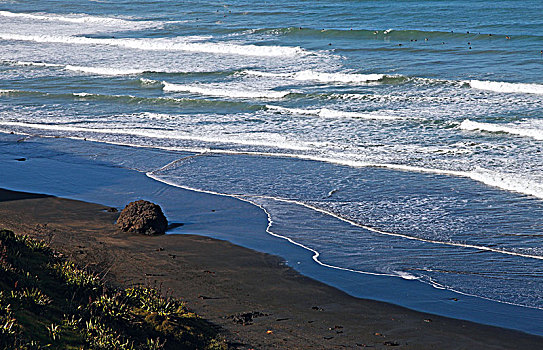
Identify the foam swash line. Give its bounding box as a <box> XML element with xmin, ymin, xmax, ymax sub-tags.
<box><xmin>0</xmin><ymin>121</ymin><xmax>313</xmax><ymax>151</ymax></box>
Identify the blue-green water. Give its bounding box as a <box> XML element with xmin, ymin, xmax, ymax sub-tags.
<box><xmin>1</xmin><ymin>0</ymin><xmax>543</xmax><ymax>333</ymax></box>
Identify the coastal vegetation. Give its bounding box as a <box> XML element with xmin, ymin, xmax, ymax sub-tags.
<box><xmin>0</xmin><ymin>229</ymin><xmax>227</xmax><ymax>349</ymax></box>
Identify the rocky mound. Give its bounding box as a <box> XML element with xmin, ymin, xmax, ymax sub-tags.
<box><xmin>116</xmin><ymin>200</ymin><xmax>168</xmax><ymax>235</ymax></box>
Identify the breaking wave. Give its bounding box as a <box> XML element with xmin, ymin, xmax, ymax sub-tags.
<box><xmin>460</xmin><ymin>119</ymin><xmax>543</xmax><ymax>140</ymax></box>
<box><xmin>468</xmin><ymin>80</ymin><xmax>543</xmax><ymax>95</ymax></box>
<box><xmin>0</xmin><ymin>33</ymin><xmax>308</xmax><ymax>57</ymax></box>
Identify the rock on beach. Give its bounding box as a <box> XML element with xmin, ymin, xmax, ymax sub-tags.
<box><xmin>116</xmin><ymin>200</ymin><xmax>168</xmax><ymax>235</ymax></box>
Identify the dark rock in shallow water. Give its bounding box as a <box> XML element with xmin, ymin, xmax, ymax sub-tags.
<box><xmin>116</xmin><ymin>200</ymin><xmax>167</xmax><ymax>235</ymax></box>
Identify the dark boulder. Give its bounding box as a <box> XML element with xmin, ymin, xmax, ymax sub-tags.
<box><xmin>116</xmin><ymin>200</ymin><xmax>168</xmax><ymax>235</ymax></box>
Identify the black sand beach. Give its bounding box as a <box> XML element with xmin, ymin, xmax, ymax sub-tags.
<box><xmin>1</xmin><ymin>188</ymin><xmax>542</xmax><ymax>349</ymax></box>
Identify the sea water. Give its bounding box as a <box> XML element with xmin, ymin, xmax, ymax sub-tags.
<box><xmin>1</xmin><ymin>0</ymin><xmax>543</xmax><ymax>332</ymax></box>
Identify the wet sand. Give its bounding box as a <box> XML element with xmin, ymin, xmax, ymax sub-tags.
<box><xmin>0</xmin><ymin>188</ymin><xmax>541</xmax><ymax>349</ymax></box>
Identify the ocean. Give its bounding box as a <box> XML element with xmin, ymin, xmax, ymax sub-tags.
<box><xmin>1</xmin><ymin>0</ymin><xmax>543</xmax><ymax>334</ymax></box>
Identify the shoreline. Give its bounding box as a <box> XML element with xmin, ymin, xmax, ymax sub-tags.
<box><xmin>2</xmin><ymin>133</ymin><xmax>543</xmax><ymax>338</ymax></box>
<box><xmin>1</xmin><ymin>187</ymin><xmax>542</xmax><ymax>349</ymax></box>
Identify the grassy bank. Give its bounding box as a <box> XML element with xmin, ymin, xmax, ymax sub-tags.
<box><xmin>0</xmin><ymin>229</ymin><xmax>227</xmax><ymax>350</ymax></box>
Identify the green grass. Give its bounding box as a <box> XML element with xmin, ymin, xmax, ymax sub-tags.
<box><xmin>0</xmin><ymin>229</ymin><xmax>228</xmax><ymax>350</ymax></box>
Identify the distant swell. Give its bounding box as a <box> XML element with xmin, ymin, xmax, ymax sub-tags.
<box><xmin>256</xmin><ymin>26</ymin><xmax>532</xmax><ymax>41</ymax></box>
<box><xmin>460</xmin><ymin>119</ymin><xmax>543</xmax><ymax>140</ymax></box>
<box><xmin>266</xmin><ymin>105</ymin><xmax>400</xmax><ymax>120</ymax></box>
<box><xmin>244</xmin><ymin>70</ymin><xmax>387</xmax><ymax>83</ymax></box>
<box><xmin>0</xmin><ymin>33</ymin><xmax>307</xmax><ymax>57</ymax></box>
<box><xmin>468</xmin><ymin>80</ymin><xmax>543</xmax><ymax>95</ymax></box>
<box><xmin>162</xmin><ymin>82</ymin><xmax>289</xmax><ymax>99</ymax></box>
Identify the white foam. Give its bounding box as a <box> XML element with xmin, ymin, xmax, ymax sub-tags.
<box><xmin>163</xmin><ymin>82</ymin><xmax>289</xmax><ymax>99</ymax></box>
<box><xmin>266</xmin><ymin>105</ymin><xmax>400</xmax><ymax>120</ymax></box>
<box><xmin>0</xmin><ymin>33</ymin><xmax>307</xmax><ymax>57</ymax></box>
<box><xmin>0</xmin><ymin>10</ymin><xmax>154</xmax><ymax>29</ymax></box>
<box><xmin>460</xmin><ymin>119</ymin><xmax>543</xmax><ymax>140</ymax></box>
<box><xmin>132</xmin><ymin>112</ymin><xmax>176</xmax><ymax>120</ymax></box>
<box><xmin>245</xmin><ymin>70</ymin><xmax>385</xmax><ymax>83</ymax></box>
<box><xmin>65</xmin><ymin>65</ymin><xmax>145</xmax><ymax>76</ymax></box>
<box><xmin>354</xmin><ymin>162</ymin><xmax>543</xmax><ymax>199</ymax></box>
<box><xmin>468</xmin><ymin>80</ymin><xmax>543</xmax><ymax>95</ymax></box>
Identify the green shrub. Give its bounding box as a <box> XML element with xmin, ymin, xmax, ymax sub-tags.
<box><xmin>91</xmin><ymin>292</ymin><xmax>132</xmax><ymax>322</ymax></box>
<box><xmin>125</xmin><ymin>286</ymin><xmax>185</xmax><ymax>317</ymax></box>
<box><xmin>10</xmin><ymin>288</ymin><xmax>52</xmax><ymax>307</ymax></box>
<box><xmin>0</xmin><ymin>230</ymin><xmax>228</xmax><ymax>349</ymax></box>
<box><xmin>50</xmin><ymin>260</ymin><xmax>102</xmax><ymax>293</ymax></box>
